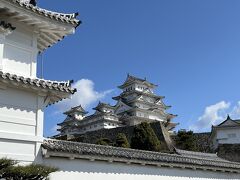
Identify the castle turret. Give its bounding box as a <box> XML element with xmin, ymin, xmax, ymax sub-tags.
<box><xmin>57</xmin><ymin>102</ymin><xmax>121</xmax><ymax>137</ymax></box>
<box><xmin>0</xmin><ymin>0</ymin><xmax>80</xmax><ymax>163</ymax></box>
<box><xmin>57</xmin><ymin>105</ymin><xmax>88</xmax><ymax>137</ymax></box>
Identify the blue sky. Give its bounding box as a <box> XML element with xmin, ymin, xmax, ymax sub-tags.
<box><xmin>38</xmin><ymin>0</ymin><xmax>240</xmax><ymax>137</ymax></box>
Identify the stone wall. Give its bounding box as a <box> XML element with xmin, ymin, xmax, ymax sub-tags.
<box><xmin>217</xmin><ymin>144</ymin><xmax>240</xmax><ymax>162</ymax></box>
<box><xmin>171</xmin><ymin>132</ymin><xmax>212</xmax><ymax>152</ymax></box>
<box><xmin>70</xmin><ymin>122</ymin><xmax>171</xmax><ymax>152</ymax></box>
<box><xmin>57</xmin><ymin>124</ymin><xmax>213</xmax><ymax>153</ymax></box>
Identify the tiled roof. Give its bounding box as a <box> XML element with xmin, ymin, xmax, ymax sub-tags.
<box><xmin>7</xmin><ymin>0</ymin><xmax>80</xmax><ymax>26</ymax></box>
<box><xmin>64</xmin><ymin>105</ymin><xmax>88</xmax><ymax>115</ymax></box>
<box><xmin>117</xmin><ymin>90</ymin><xmax>165</xmax><ymax>100</ymax></box>
<box><xmin>127</xmin><ymin>74</ymin><xmax>147</xmax><ymax>83</ymax></box>
<box><xmin>175</xmin><ymin>149</ymin><xmax>223</xmax><ymax>161</ymax></box>
<box><xmin>0</xmin><ymin>71</ymin><xmax>76</xmax><ymax>94</ymax></box>
<box><xmin>213</xmin><ymin>115</ymin><xmax>240</xmax><ymax>128</ymax></box>
<box><xmin>234</xmin><ymin>120</ymin><xmax>240</xmax><ymax>124</ymax></box>
<box><xmin>93</xmin><ymin>102</ymin><xmax>115</xmax><ymax>111</ymax></box>
<box><xmin>42</xmin><ymin>139</ymin><xmax>240</xmax><ymax>173</ymax></box>
<box><xmin>118</xmin><ymin>74</ymin><xmax>157</xmax><ymax>89</ymax></box>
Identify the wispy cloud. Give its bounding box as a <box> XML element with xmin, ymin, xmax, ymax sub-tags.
<box><xmin>230</xmin><ymin>101</ymin><xmax>240</xmax><ymax>119</ymax></box>
<box><xmin>51</xmin><ymin>125</ymin><xmax>60</xmax><ymax>134</ymax></box>
<box><xmin>190</xmin><ymin>101</ymin><xmax>230</xmax><ymax>132</ymax></box>
<box><xmin>56</xmin><ymin>79</ymin><xmax>113</xmax><ymax>112</ymax></box>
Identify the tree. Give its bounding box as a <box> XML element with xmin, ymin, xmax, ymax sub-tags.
<box><xmin>96</xmin><ymin>138</ymin><xmax>111</xmax><ymax>146</ymax></box>
<box><xmin>0</xmin><ymin>158</ymin><xmax>57</xmax><ymax>180</ymax></box>
<box><xmin>176</xmin><ymin>130</ymin><xmax>197</xmax><ymax>151</ymax></box>
<box><xmin>115</xmin><ymin>133</ymin><xmax>130</xmax><ymax>148</ymax></box>
<box><xmin>131</xmin><ymin>122</ymin><xmax>161</xmax><ymax>151</ymax></box>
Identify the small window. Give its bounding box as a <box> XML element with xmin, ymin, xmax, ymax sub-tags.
<box><xmin>228</xmin><ymin>134</ymin><xmax>236</xmax><ymax>138</ymax></box>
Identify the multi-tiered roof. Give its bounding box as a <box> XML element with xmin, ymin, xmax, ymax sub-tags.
<box><xmin>113</xmin><ymin>74</ymin><xmax>178</xmax><ymax>130</ymax></box>
<box><xmin>57</xmin><ymin>75</ymin><xmax>178</xmax><ymax>136</ymax></box>
<box><xmin>0</xmin><ymin>0</ymin><xmax>81</xmax><ymax>105</ymax></box>
<box><xmin>57</xmin><ymin>102</ymin><xmax>121</xmax><ymax>137</ymax></box>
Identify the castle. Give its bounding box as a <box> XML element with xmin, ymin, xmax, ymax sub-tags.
<box><xmin>57</xmin><ymin>74</ymin><xmax>178</xmax><ymax>136</ymax></box>
<box><xmin>0</xmin><ymin>1</ymin><xmax>240</xmax><ymax>179</ymax></box>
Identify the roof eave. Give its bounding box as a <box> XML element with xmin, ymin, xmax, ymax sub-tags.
<box><xmin>0</xmin><ymin>0</ymin><xmax>81</xmax><ymax>52</ymax></box>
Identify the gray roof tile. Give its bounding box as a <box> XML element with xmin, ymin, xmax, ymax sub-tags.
<box><xmin>0</xmin><ymin>71</ymin><xmax>76</xmax><ymax>94</ymax></box>
<box><xmin>7</xmin><ymin>0</ymin><xmax>81</xmax><ymax>26</ymax></box>
<box><xmin>42</xmin><ymin>139</ymin><xmax>240</xmax><ymax>173</ymax></box>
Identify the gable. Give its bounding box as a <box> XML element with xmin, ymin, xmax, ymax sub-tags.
<box><xmin>114</xmin><ymin>101</ymin><xmax>132</xmax><ymax>114</ymax></box>
<box><xmin>218</xmin><ymin>120</ymin><xmax>240</xmax><ymax>127</ymax></box>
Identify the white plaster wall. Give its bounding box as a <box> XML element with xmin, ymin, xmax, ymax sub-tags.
<box><xmin>135</xmin><ymin>84</ymin><xmax>148</xmax><ymax>92</ymax></box>
<box><xmin>0</xmin><ymin>86</ymin><xmax>45</xmax><ymax>163</ymax></box>
<box><xmin>44</xmin><ymin>158</ymin><xmax>240</xmax><ymax>180</ymax></box>
<box><xmin>1</xmin><ymin>22</ymin><xmax>38</xmax><ymax>77</ymax></box>
<box><xmin>149</xmin><ymin>114</ymin><xmax>162</xmax><ymax>120</ymax></box>
<box><xmin>217</xmin><ymin>129</ymin><xmax>240</xmax><ymax>144</ymax></box>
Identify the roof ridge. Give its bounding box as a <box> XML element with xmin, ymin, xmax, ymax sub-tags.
<box><xmin>0</xmin><ymin>71</ymin><xmax>76</xmax><ymax>97</ymax></box>
<box><xmin>42</xmin><ymin>139</ymin><xmax>240</xmax><ymax>172</ymax></box>
<box><xmin>6</xmin><ymin>0</ymin><xmax>81</xmax><ymax>26</ymax></box>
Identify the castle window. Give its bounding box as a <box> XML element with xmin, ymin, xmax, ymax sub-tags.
<box><xmin>228</xmin><ymin>133</ymin><xmax>236</xmax><ymax>138</ymax></box>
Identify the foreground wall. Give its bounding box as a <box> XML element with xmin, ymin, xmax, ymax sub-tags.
<box><xmin>43</xmin><ymin>158</ymin><xmax>240</xmax><ymax>180</ymax></box>
<box><xmin>0</xmin><ymin>86</ymin><xmax>44</xmax><ymax>163</ymax></box>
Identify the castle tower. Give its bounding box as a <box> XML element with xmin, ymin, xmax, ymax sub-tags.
<box><xmin>0</xmin><ymin>0</ymin><xmax>80</xmax><ymax>163</ymax></box>
<box><xmin>57</xmin><ymin>105</ymin><xmax>88</xmax><ymax>137</ymax></box>
<box><xmin>57</xmin><ymin>102</ymin><xmax>121</xmax><ymax>137</ymax></box>
<box><xmin>113</xmin><ymin>74</ymin><xmax>178</xmax><ymax>131</ymax></box>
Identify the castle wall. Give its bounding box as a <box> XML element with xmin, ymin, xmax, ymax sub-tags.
<box><xmin>0</xmin><ymin>86</ymin><xmax>44</xmax><ymax>163</ymax></box>
<box><xmin>216</xmin><ymin>128</ymin><xmax>240</xmax><ymax>144</ymax></box>
<box><xmin>0</xmin><ymin>21</ymin><xmax>38</xmax><ymax>77</ymax></box>
<box><xmin>44</xmin><ymin>157</ymin><xmax>240</xmax><ymax>180</ymax></box>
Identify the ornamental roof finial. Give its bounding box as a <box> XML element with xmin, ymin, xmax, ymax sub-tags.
<box><xmin>30</xmin><ymin>0</ymin><xmax>37</xmax><ymax>6</ymax></box>
<box><xmin>227</xmin><ymin>114</ymin><xmax>232</xmax><ymax>120</ymax></box>
<box><xmin>20</xmin><ymin>0</ymin><xmax>37</xmax><ymax>6</ymax></box>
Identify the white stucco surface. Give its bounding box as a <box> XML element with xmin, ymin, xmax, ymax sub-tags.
<box><xmin>0</xmin><ymin>86</ymin><xmax>45</xmax><ymax>163</ymax></box>
<box><xmin>217</xmin><ymin>128</ymin><xmax>240</xmax><ymax>144</ymax></box>
<box><xmin>0</xmin><ymin>22</ymin><xmax>38</xmax><ymax>77</ymax></box>
<box><xmin>211</xmin><ymin>121</ymin><xmax>240</xmax><ymax>150</ymax></box>
<box><xmin>44</xmin><ymin>158</ymin><xmax>240</xmax><ymax>180</ymax></box>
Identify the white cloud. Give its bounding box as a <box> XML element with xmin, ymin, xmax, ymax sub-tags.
<box><xmin>51</xmin><ymin>125</ymin><xmax>60</xmax><ymax>134</ymax></box>
<box><xmin>56</xmin><ymin>79</ymin><xmax>113</xmax><ymax>112</ymax></box>
<box><xmin>230</xmin><ymin>101</ymin><xmax>240</xmax><ymax>119</ymax></box>
<box><xmin>190</xmin><ymin>101</ymin><xmax>230</xmax><ymax>132</ymax></box>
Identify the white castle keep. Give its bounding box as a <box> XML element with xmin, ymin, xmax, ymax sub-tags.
<box><xmin>57</xmin><ymin>74</ymin><xmax>178</xmax><ymax>136</ymax></box>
